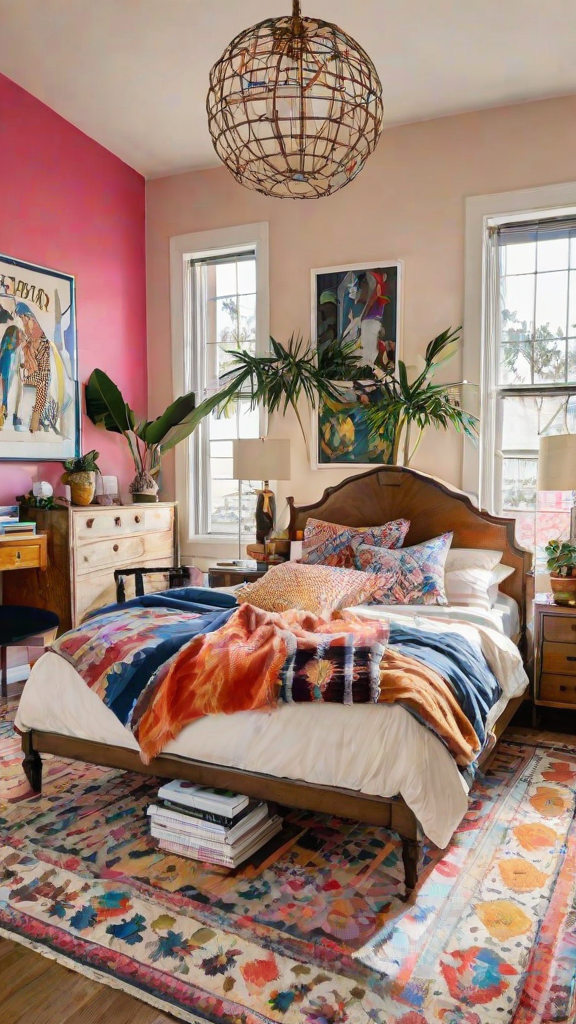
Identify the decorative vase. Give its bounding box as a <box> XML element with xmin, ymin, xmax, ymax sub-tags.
<box><xmin>550</xmin><ymin>573</ymin><xmax>576</xmax><ymax>606</ymax></box>
<box><xmin>129</xmin><ymin>470</ymin><xmax>159</xmax><ymax>504</ymax></box>
<box><xmin>62</xmin><ymin>471</ymin><xmax>96</xmax><ymax>506</ymax></box>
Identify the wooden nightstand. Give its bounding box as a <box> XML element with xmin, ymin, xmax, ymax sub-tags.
<box><xmin>208</xmin><ymin>564</ymin><xmax>268</xmax><ymax>588</ymax></box>
<box><xmin>533</xmin><ymin>594</ymin><xmax>576</xmax><ymax>722</ymax></box>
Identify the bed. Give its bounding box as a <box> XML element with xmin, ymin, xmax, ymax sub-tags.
<box><xmin>16</xmin><ymin>465</ymin><xmax>532</xmax><ymax>894</ymax></box>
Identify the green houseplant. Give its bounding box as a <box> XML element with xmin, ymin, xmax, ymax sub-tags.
<box><xmin>85</xmin><ymin>370</ymin><xmax>200</xmax><ymax>502</ymax></box>
<box><xmin>545</xmin><ymin>539</ymin><xmax>576</xmax><ymax>605</ymax></box>
<box><xmin>61</xmin><ymin>449</ymin><xmax>101</xmax><ymax>506</ymax></box>
<box><xmin>194</xmin><ymin>326</ymin><xmax>477</xmax><ymax>464</ymax></box>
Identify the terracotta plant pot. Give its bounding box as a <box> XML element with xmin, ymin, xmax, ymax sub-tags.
<box><xmin>62</xmin><ymin>470</ymin><xmax>96</xmax><ymax>506</ymax></box>
<box><xmin>550</xmin><ymin>573</ymin><xmax>576</xmax><ymax>606</ymax></box>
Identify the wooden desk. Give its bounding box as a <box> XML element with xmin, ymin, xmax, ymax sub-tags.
<box><xmin>0</xmin><ymin>533</ymin><xmax>48</xmax><ymax>572</ymax></box>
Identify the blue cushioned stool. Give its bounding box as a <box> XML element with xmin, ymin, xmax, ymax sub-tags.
<box><xmin>0</xmin><ymin>606</ymin><xmax>59</xmax><ymax>701</ymax></box>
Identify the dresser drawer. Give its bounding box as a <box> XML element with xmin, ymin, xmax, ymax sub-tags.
<box><xmin>73</xmin><ymin>506</ymin><xmax>173</xmax><ymax>541</ymax></box>
<box><xmin>541</xmin><ymin>641</ymin><xmax>576</xmax><ymax>675</ymax></box>
<box><xmin>539</xmin><ymin>673</ymin><xmax>576</xmax><ymax>705</ymax></box>
<box><xmin>76</xmin><ymin>531</ymin><xmax>174</xmax><ymax>575</ymax></box>
<box><xmin>542</xmin><ymin>614</ymin><xmax>576</xmax><ymax>643</ymax></box>
<box><xmin>0</xmin><ymin>540</ymin><xmax>44</xmax><ymax>570</ymax></box>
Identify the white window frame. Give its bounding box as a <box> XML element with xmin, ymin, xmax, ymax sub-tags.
<box><xmin>463</xmin><ymin>181</ymin><xmax>576</xmax><ymax>511</ymax></box>
<box><xmin>170</xmin><ymin>222</ymin><xmax>269</xmax><ymax>561</ymax></box>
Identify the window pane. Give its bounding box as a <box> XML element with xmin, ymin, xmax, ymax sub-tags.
<box><xmin>534</xmin><ymin>270</ymin><xmax>568</xmax><ymax>342</ymax></box>
<box><xmin>500</xmin><ymin>274</ymin><xmax>535</xmax><ymax>341</ymax></box>
<box><xmin>210</xmin><ymin>440</ymin><xmax>233</xmax><ymax>458</ymax></box>
<box><xmin>533</xmin><ymin>338</ymin><xmax>566</xmax><ymax>384</ymax></box>
<box><xmin>238</xmin><ymin>294</ymin><xmax>256</xmax><ymax>341</ymax></box>
<box><xmin>215</xmin><ymin>261</ymin><xmax>237</xmax><ymax>297</ymax></box>
<box><xmin>500</xmin><ymin>241</ymin><xmax>535</xmax><ymax>276</ymax></box>
<box><xmin>238</xmin><ymin>400</ymin><xmax>260</xmax><ymax>438</ymax></box>
<box><xmin>215</xmin><ymin>297</ymin><xmax>237</xmax><ymax>345</ymax></box>
<box><xmin>537</xmin><ymin>235</ymin><xmax>569</xmax><ymax>272</ymax></box>
<box><xmin>210</xmin><ymin>404</ymin><xmax>238</xmax><ymax>439</ymax></box>
<box><xmin>568</xmin><ymin>270</ymin><xmax>576</xmax><ymax>336</ymax></box>
<box><xmin>500</xmin><ymin>339</ymin><xmax>532</xmax><ymax>385</ymax></box>
<box><xmin>501</xmin><ymin>394</ymin><xmax>576</xmax><ymax>453</ymax></box>
<box><xmin>237</xmin><ymin>260</ymin><xmax>256</xmax><ymax>294</ymax></box>
<box><xmin>501</xmin><ymin>457</ymin><xmax>537</xmax><ymax>511</ymax></box>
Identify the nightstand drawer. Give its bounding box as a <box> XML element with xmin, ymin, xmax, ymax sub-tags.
<box><xmin>540</xmin><ymin>673</ymin><xmax>576</xmax><ymax>705</ymax></box>
<box><xmin>542</xmin><ymin>641</ymin><xmax>576</xmax><ymax>675</ymax></box>
<box><xmin>0</xmin><ymin>540</ymin><xmax>44</xmax><ymax>570</ymax></box>
<box><xmin>542</xmin><ymin>614</ymin><xmax>576</xmax><ymax>643</ymax></box>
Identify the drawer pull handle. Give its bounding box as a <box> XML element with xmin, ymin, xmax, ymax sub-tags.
<box><xmin>560</xmin><ymin>685</ymin><xmax>567</xmax><ymax>692</ymax></box>
<box><xmin>113</xmin><ymin>543</ymin><xmax>119</xmax><ymax>553</ymax></box>
<box><xmin>134</xmin><ymin>515</ymin><xmax>141</xmax><ymax>524</ymax></box>
<box><xmin>114</xmin><ymin>517</ymin><xmax>121</xmax><ymax>527</ymax></box>
<box><xmin>16</xmin><ymin>550</ymin><xmax>21</xmax><ymax>560</ymax></box>
<box><xmin>87</xmin><ymin>518</ymin><xmax>94</xmax><ymax>528</ymax></box>
<box><xmin>567</xmin><ymin>656</ymin><xmax>576</xmax><ymax>662</ymax></box>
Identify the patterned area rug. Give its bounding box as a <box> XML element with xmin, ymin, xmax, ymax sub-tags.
<box><xmin>1</xmin><ymin>701</ymin><xmax>575</xmax><ymax>1024</ymax></box>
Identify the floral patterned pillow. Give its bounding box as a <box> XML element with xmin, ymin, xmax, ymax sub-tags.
<box><xmin>301</xmin><ymin>517</ymin><xmax>410</xmax><ymax>568</ymax></box>
<box><xmin>236</xmin><ymin>561</ymin><xmax>377</xmax><ymax>615</ymax></box>
<box><xmin>354</xmin><ymin>532</ymin><xmax>453</xmax><ymax>605</ymax></box>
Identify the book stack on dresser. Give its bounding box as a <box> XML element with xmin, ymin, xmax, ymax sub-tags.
<box><xmin>147</xmin><ymin>781</ymin><xmax>282</xmax><ymax>868</ymax></box>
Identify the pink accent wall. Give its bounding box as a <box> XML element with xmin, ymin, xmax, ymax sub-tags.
<box><xmin>0</xmin><ymin>73</ymin><xmax>146</xmax><ymax>504</ymax></box>
<box><xmin>146</xmin><ymin>92</ymin><xmax>576</xmax><ymax>506</ymax></box>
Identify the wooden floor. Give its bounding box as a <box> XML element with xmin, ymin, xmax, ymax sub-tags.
<box><xmin>1</xmin><ymin>708</ymin><xmax>574</xmax><ymax>1023</ymax></box>
<box><xmin>0</xmin><ymin>937</ymin><xmax>177</xmax><ymax>1023</ymax></box>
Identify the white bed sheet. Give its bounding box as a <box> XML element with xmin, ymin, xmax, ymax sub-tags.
<box><xmin>15</xmin><ymin>611</ymin><xmax>528</xmax><ymax>851</ymax></box>
<box><xmin>351</xmin><ymin>592</ymin><xmax>520</xmax><ymax>640</ymax></box>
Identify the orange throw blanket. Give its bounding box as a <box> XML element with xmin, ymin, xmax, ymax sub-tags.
<box><xmin>378</xmin><ymin>648</ymin><xmax>481</xmax><ymax>766</ymax></box>
<box><xmin>133</xmin><ymin>604</ymin><xmax>387</xmax><ymax>763</ymax></box>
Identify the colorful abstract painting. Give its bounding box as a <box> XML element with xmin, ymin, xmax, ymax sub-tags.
<box><xmin>0</xmin><ymin>253</ymin><xmax>79</xmax><ymax>460</ymax></box>
<box><xmin>312</xmin><ymin>262</ymin><xmax>401</xmax><ymax>467</ymax></box>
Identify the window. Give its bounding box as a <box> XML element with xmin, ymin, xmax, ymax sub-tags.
<box><xmin>490</xmin><ymin>218</ymin><xmax>576</xmax><ymax>558</ymax></box>
<box><xmin>189</xmin><ymin>250</ymin><xmax>263</xmax><ymax>537</ymax></box>
<box><xmin>170</xmin><ymin>222</ymin><xmax>269</xmax><ymax>556</ymax></box>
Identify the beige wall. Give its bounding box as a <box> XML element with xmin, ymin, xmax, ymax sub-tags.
<box><xmin>146</xmin><ymin>92</ymin><xmax>576</xmax><ymax>513</ymax></box>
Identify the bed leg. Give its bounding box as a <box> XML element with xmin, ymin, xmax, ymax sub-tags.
<box><xmin>401</xmin><ymin>837</ymin><xmax>420</xmax><ymax>898</ymax></box>
<box><xmin>22</xmin><ymin>732</ymin><xmax>42</xmax><ymax>793</ymax></box>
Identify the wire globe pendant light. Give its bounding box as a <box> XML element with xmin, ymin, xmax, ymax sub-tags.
<box><xmin>206</xmin><ymin>1</ymin><xmax>383</xmax><ymax>199</ymax></box>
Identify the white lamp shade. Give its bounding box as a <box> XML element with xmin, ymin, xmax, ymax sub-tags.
<box><xmin>538</xmin><ymin>434</ymin><xmax>576</xmax><ymax>491</ymax></box>
<box><xmin>232</xmin><ymin>438</ymin><xmax>291</xmax><ymax>481</ymax></box>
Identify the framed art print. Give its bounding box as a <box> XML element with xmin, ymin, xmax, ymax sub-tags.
<box><xmin>311</xmin><ymin>260</ymin><xmax>402</xmax><ymax>468</ymax></box>
<box><xmin>0</xmin><ymin>253</ymin><xmax>79</xmax><ymax>461</ymax></box>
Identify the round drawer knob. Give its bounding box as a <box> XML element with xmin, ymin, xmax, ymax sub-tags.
<box><xmin>113</xmin><ymin>543</ymin><xmax>119</xmax><ymax>552</ymax></box>
<box><xmin>134</xmin><ymin>515</ymin><xmax>141</xmax><ymax>524</ymax></box>
<box><xmin>114</xmin><ymin>517</ymin><xmax>121</xmax><ymax>527</ymax></box>
<box><xmin>87</xmin><ymin>518</ymin><xmax>94</xmax><ymax>528</ymax></box>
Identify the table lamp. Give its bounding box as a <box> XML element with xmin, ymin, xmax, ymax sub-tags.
<box><xmin>538</xmin><ymin>434</ymin><xmax>576</xmax><ymax>539</ymax></box>
<box><xmin>233</xmin><ymin>438</ymin><xmax>291</xmax><ymax>549</ymax></box>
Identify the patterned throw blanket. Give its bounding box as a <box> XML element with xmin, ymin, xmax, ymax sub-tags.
<box><xmin>51</xmin><ymin>588</ymin><xmax>501</xmax><ymax>769</ymax></box>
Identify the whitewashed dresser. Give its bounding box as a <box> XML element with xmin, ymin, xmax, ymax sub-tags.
<box><xmin>3</xmin><ymin>503</ymin><xmax>177</xmax><ymax>634</ymax></box>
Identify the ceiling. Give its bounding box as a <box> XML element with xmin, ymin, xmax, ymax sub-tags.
<box><xmin>1</xmin><ymin>0</ymin><xmax>576</xmax><ymax>178</ymax></box>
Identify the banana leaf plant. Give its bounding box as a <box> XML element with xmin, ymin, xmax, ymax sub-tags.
<box><xmin>85</xmin><ymin>369</ymin><xmax>205</xmax><ymax>494</ymax></box>
<box><xmin>360</xmin><ymin>327</ymin><xmax>479</xmax><ymax>465</ymax></box>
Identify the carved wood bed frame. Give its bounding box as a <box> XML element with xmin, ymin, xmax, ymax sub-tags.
<box><xmin>20</xmin><ymin>465</ymin><xmax>532</xmax><ymax>896</ymax></box>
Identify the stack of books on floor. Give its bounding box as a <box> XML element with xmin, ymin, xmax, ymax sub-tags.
<box><xmin>148</xmin><ymin>780</ymin><xmax>283</xmax><ymax>868</ymax></box>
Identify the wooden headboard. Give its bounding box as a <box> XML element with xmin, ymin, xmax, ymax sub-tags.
<box><xmin>288</xmin><ymin>465</ymin><xmax>533</xmax><ymax>631</ymax></box>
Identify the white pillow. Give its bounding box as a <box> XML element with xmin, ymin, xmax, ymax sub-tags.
<box><xmin>445</xmin><ymin>563</ymin><xmax>515</xmax><ymax>610</ymax></box>
<box><xmin>444</xmin><ymin>548</ymin><xmax>504</xmax><ymax>573</ymax></box>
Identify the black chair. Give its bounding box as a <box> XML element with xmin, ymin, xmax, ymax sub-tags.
<box><xmin>0</xmin><ymin>606</ymin><xmax>60</xmax><ymax>701</ymax></box>
<box><xmin>113</xmin><ymin>565</ymin><xmax>202</xmax><ymax>603</ymax></box>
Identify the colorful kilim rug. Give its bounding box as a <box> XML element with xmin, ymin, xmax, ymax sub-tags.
<box><xmin>1</xmin><ymin>701</ymin><xmax>575</xmax><ymax>1024</ymax></box>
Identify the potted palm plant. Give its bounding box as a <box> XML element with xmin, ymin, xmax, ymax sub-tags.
<box><xmin>85</xmin><ymin>370</ymin><xmax>201</xmax><ymax>502</ymax></box>
<box><xmin>545</xmin><ymin>539</ymin><xmax>576</xmax><ymax>605</ymax></box>
<box><xmin>194</xmin><ymin>326</ymin><xmax>477</xmax><ymax>463</ymax></box>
